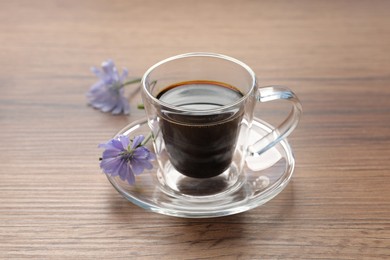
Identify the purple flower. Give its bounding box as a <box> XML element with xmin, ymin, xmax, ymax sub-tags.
<box><xmin>99</xmin><ymin>135</ymin><xmax>155</xmax><ymax>185</ymax></box>
<box><xmin>87</xmin><ymin>59</ymin><xmax>130</xmax><ymax>115</ymax></box>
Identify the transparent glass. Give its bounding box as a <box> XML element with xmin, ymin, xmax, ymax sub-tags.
<box><xmin>141</xmin><ymin>53</ymin><xmax>302</xmax><ymax>200</ymax></box>
<box><xmin>107</xmin><ymin>118</ymin><xmax>295</xmax><ymax>218</ymax></box>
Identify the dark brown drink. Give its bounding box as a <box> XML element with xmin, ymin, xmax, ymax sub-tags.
<box><xmin>157</xmin><ymin>80</ymin><xmax>244</xmax><ymax>178</ymax></box>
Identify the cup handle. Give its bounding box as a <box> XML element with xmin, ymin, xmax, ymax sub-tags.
<box><xmin>248</xmin><ymin>85</ymin><xmax>302</xmax><ymax>155</ymax></box>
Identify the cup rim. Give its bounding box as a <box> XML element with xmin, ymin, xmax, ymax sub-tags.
<box><xmin>141</xmin><ymin>52</ymin><xmax>257</xmax><ymax>113</ymax></box>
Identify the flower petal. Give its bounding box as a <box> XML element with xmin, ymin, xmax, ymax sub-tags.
<box><xmin>132</xmin><ymin>147</ymin><xmax>149</xmax><ymax>159</ymax></box>
<box><xmin>120</xmin><ymin>68</ymin><xmax>128</xmax><ymax>82</ymax></box>
<box><xmin>101</xmin><ymin>60</ymin><xmax>115</xmax><ymax>75</ymax></box>
<box><xmin>90</xmin><ymin>66</ymin><xmax>102</xmax><ymax>78</ymax></box>
<box><xmin>130</xmin><ymin>159</ymin><xmax>145</xmax><ymax>175</ymax></box>
<box><xmin>102</xmin><ymin>149</ymin><xmax>121</xmax><ymax>159</ymax></box>
<box><xmin>131</xmin><ymin>135</ymin><xmax>145</xmax><ymax>149</ymax></box>
<box><xmin>118</xmin><ymin>135</ymin><xmax>130</xmax><ymax>150</ymax></box>
<box><xmin>112</xmin><ymin>66</ymin><xmax>120</xmax><ymax>83</ymax></box>
<box><xmin>147</xmin><ymin>151</ymin><xmax>156</xmax><ymax>160</ymax></box>
<box><xmin>140</xmin><ymin>159</ymin><xmax>154</xmax><ymax>170</ymax></box>
<box><xmin>125</xmin><ymin>162</ymin><xmax>135</xmax><ymax>185</ymax></box>
<box><xmin>119</xmin><ymin>96</ymin><xmax>130</xmax><ymax>115</ymax></box>
<box><xmin>106</xmin><ymin>158</ymin><xmax>125</xmax><ymax>177</ymax></box>
<box><xmin>131</xmin><ymin>158</ymin><xmax>153</xmax><ymax>174</ymax></box>
<box><xmin>100</xmin><ymin>157</ymin><xmax>122</xmax><ymax>175</ymax></box>
<box><xmin>87</xmin><ymin>82</ymin><xmax>105</xmax><ymax>96</ymax></box>
<box><xmin>111</xmin><ymin>103</ymin><xmax>123</xmax><ymax>115</ymax></box>
<box><xmin>100</xmin><ymin>99</ymin><xmax>117</xmax><ymax>113</ymax></box>
<box><xmin>99</xmin><ymin>138</ymin><xmax>124</xmax><ymax>151</ymax></box>
<box><xmin>118</xmin><ymin>161</ymin><xmax>130</xmax><ymax>181</ymax></box>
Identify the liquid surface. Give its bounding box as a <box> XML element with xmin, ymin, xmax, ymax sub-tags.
<box><xmin>157</xmin><ymin>81</ymin><xmax>244</xmax><ymax>178</ymax></box>
<box><xmin>157</xmin><ymin>80</ymin><xmax>243</xmax><ymax>111</ymax></box>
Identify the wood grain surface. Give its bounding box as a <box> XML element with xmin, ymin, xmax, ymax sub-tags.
<box><xmin>1</xmin><ymin>0</ymin><xmax>389</xmax><ymax>259</ymax></box>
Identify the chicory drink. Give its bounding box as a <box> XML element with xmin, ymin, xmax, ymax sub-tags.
<box><xmin>157</xmin><ymin>80</ymin><xmax>244</xmax><ymax>178</ymax></box>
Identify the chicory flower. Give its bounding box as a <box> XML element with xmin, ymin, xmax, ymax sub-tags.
<box><xmin>99</xmin><ymin>134</ymin><xmax>155</xmax><ymax>185</ymax></box>
<box><xmin>87</xmin><ymin>59</ymin><xmax>140</xmax><ymax>115</ymax></box>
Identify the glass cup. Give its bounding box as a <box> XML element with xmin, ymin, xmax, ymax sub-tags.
<box><xmin>141</xmin><ymin>52</ymin><xmax>302</xmax><ymax>197</ymax></box>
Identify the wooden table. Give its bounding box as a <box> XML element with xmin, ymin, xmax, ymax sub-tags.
<box><xmin>1</xmin><ymin>0</ymin><xmax>389</xmax><ymax>259</ymax></box>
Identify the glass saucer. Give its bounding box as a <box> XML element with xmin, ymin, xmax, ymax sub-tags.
<box><xmin>106</xmin><ymin>117</ymin><xmax>295</xmax><ymax>218</ymax></box>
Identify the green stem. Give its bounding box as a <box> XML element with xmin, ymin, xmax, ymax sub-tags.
<box><xmin>123</xmin><ymin>78</ymin><xmax>142</xmax><ymax>86</ymax></box>
<box><xmin>141</xmin><ymin>132</ymin><xmax>153</xmax><ymax>146</ymax></box>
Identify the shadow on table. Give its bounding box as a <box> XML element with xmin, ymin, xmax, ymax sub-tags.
<box><xmin>107</xmin><ymin>181</ymin><xmax>295</xmax><ymax>255</ymax></box>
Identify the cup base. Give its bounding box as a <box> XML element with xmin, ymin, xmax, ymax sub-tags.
<box><xmin>157</xmin><ymin>162</ymin><xmax>242</xmax><ymax>197</ymax></box>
